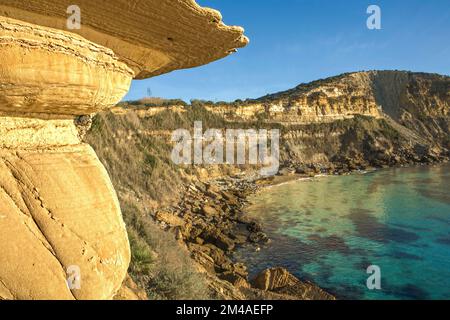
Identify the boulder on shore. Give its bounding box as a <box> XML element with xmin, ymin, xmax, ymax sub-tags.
<box><xmin>251</xmin><ymin>267</ymin><xmax>335</xmax><ymax>300</ymax></box>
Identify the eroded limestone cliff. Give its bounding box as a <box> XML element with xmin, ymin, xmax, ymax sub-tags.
<box><xmin>85</xmin><ymin>70</ymin><xmax>447</xmax><ymax>300</ymax></box>
<box><xmin>206</xmin><ymin>71</ymin><xmax>384</xmax><ymax>123</ymax></box>
<box><xmin>0</xmin><ymin>1</ymin><xmax>248</xmax><ymax>300</ymax></box>
<box><xmin>203</xmin><ymin>71</ymin><xmax>449</xmax><ymax>168</ymax></box>
<box><xmin>0</xmin><ymin>17</ymin><xmax>134</xmax><ymax>300</ymax></box>
<box><xmin>0</xmin><ymin>0</ymin><xmax>249</xmax><ymax>78</ymax></box>
<box><xmin>206</xmin><ymin>71</ymin><xmax>447</xmax><ymax>126</ymax></box>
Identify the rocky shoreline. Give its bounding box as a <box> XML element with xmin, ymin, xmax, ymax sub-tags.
<box><xmin>84</xmin><ymin>70</ymin><xmax>448</xmax><ymax>300</ymax></box>
<box><xmin>151</xmin><ymin>155</ymin><xmax>449</xmax><ymax>300</ymax></box>
<box><xmin>152</xmin><ymin>168</ymin><xmax>340</xmax><ymax>299</ymax></box>
<box><xmin>151</xmin><ymin>169</ymin><xmax>337</xmax><ymax>299</ymax></box>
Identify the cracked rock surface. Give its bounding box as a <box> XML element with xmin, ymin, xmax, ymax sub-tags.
<box><xmin>0</xmin><ymin>0</ymin><xmax>248</xmax><ymax>300</ymax></box>
<box><xmin>0</xmin><ymin>145</ymin><xmax>130</xmax><ymax>300</ymax></box>
<box><xmin>0</xmin><ymin>0</ymin><xmax>249</xmax><ymax>78</ymax></box>
<box><xmin>0</xmin><ymin>17</ymin><xmax>133</xmax><ymax>300</ymax></box>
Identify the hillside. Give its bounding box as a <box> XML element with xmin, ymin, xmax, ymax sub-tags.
<box><xmin>85</xmin><ymin>70</ymin><xmax>449</xmax><ymax>299</ymax></box>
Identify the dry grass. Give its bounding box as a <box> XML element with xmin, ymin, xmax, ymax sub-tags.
<box><xmin>86</xmin><ymin>110</ymin><xmax>185</xmax><ymax>204</ymax></box>
<box><xmin>121</xmin><ymin>200</ymin><xmax>210</xmax><ymax>300</ymax></box>
<box><xmin>85</xmin><ymin>109</ymin><xmax>213</xmax><ymax>300</ymax></box>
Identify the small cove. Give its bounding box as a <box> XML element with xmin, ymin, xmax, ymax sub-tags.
<box><xmin>236</xmin><ymin>164</ymin><xmax>450</xmax><ymax>299</ymax></box>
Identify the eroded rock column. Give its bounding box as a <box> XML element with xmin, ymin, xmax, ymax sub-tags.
<box><xmin>0</xmin><ymin>17</ymin><xmax>133</xmax><ymax>300</ymax></box>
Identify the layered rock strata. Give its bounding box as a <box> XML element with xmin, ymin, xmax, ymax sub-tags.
<box><xmin>0</xmin><ymin>0</ymin><xmax>247</xmax><ymax>300</ymax></box>
<box><xmin>205</xmin><ymin>71</ymin><xmax>448</xmax><ymax>126</ymax></box>
<box><xmin>0</xmin><ymin>0</ymin><xmax>249</xmax><ymax>78</ymax></box>
<box><xmin>0</xmin><ymin>16</ymin><xmax>133</xmax><ymax>300</ymax></box>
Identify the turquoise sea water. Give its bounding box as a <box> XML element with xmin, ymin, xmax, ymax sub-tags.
<box><xmin>236</xmin><ymin>164</ymin><xmax>450</xmax><ymax>300</ymax></box>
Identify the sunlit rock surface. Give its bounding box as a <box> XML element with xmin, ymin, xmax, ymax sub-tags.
<box><xmin>0</xmin><ymin>145</ymin><xmax>130</xmax><ymax>300</ymax></box>
<box><xmin>0</xmin><ymin>17</ymin><xmax>133</xmax><ymax>116</ymax></box>
<box><xmin>0</xmin><ymin>0</ymin><xmax>249</xmax><ymax>78</ymax></box>
<box><xmin>0</xmin><ymin>0</ymin><xmax>248</xmax><ymax>299</ymax></box>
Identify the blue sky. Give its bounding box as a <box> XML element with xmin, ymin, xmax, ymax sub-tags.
<box><xmin>124</xmin><ymin>0</ymin><xmax>450</xmax><ymax>102</ymax></box>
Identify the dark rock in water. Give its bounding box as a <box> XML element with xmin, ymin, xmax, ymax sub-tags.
<box><xmin>229</xmin><ymin>232</ymin><xmax>249</xmax><ymax>245</ymax></box>
<box><xmin>247</xmin><ymin>221</ymin><xmax>263</xmax><ymax>233</ymax></box>
<box><xmin>248</xmin><ymin>231</ymin><xmax>269</xmax><ymax>244</ymax></box>
<box><xmin>250</xmin><ymin>267</ymin><xmax>335</xmax><ymax>300</ymax></box>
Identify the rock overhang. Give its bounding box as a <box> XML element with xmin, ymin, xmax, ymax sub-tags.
<box><xmin>0</xmin><ymin>0</ymin><xmax>249</xmax><ymax>300</ymax></box>
<box><xmin>0</xmin><ymin>16</ymin><xmax>135</xmax><ymax>116</ymax></box>
<box><xmin>0</xmin><ymin>0</ymin><xmax>249</xmax><ymax>79</ymax></box>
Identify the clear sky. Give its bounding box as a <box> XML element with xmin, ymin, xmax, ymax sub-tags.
<box><xmin>124</xmin><ymin>0</ymin><xmax>450</xmax><ymax>102</ymax></box>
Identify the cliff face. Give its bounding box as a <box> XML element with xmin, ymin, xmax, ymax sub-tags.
<box><xmin>201</xmin><ymin>71</ymin><xmax>449</xmax><ymax>169</ymax></box>
<box><xmin>0</xmin><ymin>145</ymin><xmax>131</xmax><ymax>300</ymax></box>
<box><xmin>207</xmin><ymin>71</ymin><xmax>448</xmax><ymax>127</ymax></box>
<box><xmin>118</xmin><ymin>71</ymin><xmax>448</xmax><ymax>171</ymax></box>
<box><xmin>207</xmin><ymin>71</ymin><xmax>386</xmax><ymax>123</ymax></box>
<box><xmin>0</xmin><ymin>1</ymin><xmax>248</xmax><ymax>300</ymax></box>
<box><xmin>276</xmin><ymin>71</ymin><xmax>449</xmax><ymax>169</ymax></box>
<box><xmin>369</xmin><ymin>71</ymin><xmax>449</xmax><ymax>145</ymax></box>
<box><xmin>85</xmin><ymin>71</ymin><xmax>447</xmax><ymax>300</ymax></box>
<box><xmin>0</xmin><ymin>17</ymin><xmax>133</xmax><ymax>300</ymax></box>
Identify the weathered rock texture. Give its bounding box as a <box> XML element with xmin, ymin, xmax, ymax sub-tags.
<box><xmin>206</xmin><ymin>71</ymin><xmax>385</xmax><ymax>123</ymax></box>
<box><xmin>0</xmin><ymin>0</ymin><xmax>249</xmax><ymax>78</ymax></box>
<box><xmin>201</xmin><ymin>71</ymin><xmax>449</xmax><ymax>168</ymax></box>
<box><xmin>206</xmin><ymin>71</ymin><xmax>448</xmax><ymax>126</ymax></box>
<box><xmin>0</xmin><ymin>17</ymin><xmax>133</xmax><ymax>300</ymax></box>
<box><xmin>0</xmin><ymin>17</ymin><xmax>133</xmax><ymax>116</ymax></box>
<box><xmin>250</xmin><ymin>268</ymin><xmax>335</xmax><ymax>300</ymax></box>
<box><xmin>0</xmin><ymin>1</ymin><xmax>247</xmax><ymax>300</ymax></box>
<box><xmin>0</xmin><ymin>145</ymin><xmax>130</xmax><ymax>300</ymax></box>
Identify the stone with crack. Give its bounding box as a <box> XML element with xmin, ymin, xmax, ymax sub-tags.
<box><xmin>0</xmin><ymin>0</ymin><xmax>247</xmax><ymax>300</ymax></box>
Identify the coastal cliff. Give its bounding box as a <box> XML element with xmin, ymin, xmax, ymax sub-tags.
<box><xmin>0</xmin><ymin>17</ymin><xmax>133</xmax><ymax>299</ymax></box>
<box><xmin>86</xmin><ymin>70</ymin><xmax>449</xmax><ymax>299</ymax></box>
<box><xmin>206</xmin><ymin>71</ymin><xmax>449</xmax><ymax>170</ymax></box>
<box><xmin>0</xmin><ymin>0</ymin><xmax>248</xmax><ymax>300</ymax></box>
<box><xmin>206</xmin><ymin>71</ymin><xmax>383</xmax><ymax>123</ymax></box>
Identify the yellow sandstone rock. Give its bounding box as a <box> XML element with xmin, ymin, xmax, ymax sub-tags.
<box><xmin>0</xmin><ymin>1</ymin><xmax>247</xmax><ymax>299</ymax></box>
<box><xmin>0</xmin><ymin>145</ymin><xmax>130</xmax><ymax>300</ymax></box>
<box><xmin>0</xmin><ymin>0</ymin><xmax>249</xmax><ymax>78</ymax></box>
<box><xmin>0</xmin><ymin>17</ymin><xmax>133</xmax><ymax>300</ymax></box>
<box><xmin>0</xmin><ymin>16</ymin><xmax>133</xmax><ymax>116</ymax></box>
